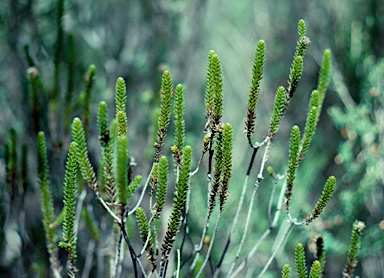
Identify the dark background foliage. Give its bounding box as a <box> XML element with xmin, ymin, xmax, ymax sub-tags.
<box><xmin>0</xmin><ymin>0</ymin><xmax>383</xmax><ymax>277</ymax></box>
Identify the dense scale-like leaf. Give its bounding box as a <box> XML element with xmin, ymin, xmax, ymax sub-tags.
<box><xmin>309</xmin><ymin>260</ymin><xmax>322</xmax><ymax>278</ymax></box>
<box><xmin>37</xmin><ymin>132</ymin><xmax>59</xmax><ymax>272</ymax></box>
<box><xmin>209</xmin><ymin>130</ymin><xmax>223</xmax><ymax>215</ymax></box>
<box><xmin>155</xmin><ymin>156</ymin><xmax>169</xmax><ymax>217</ymax></box>
<box><xmin>172</xmin><ymin>84</ymin><xmax>185</xmax><ymax>164</ymax></box>
<box><xmin>136</xmin><ymin>207</ymin><xmax>150</xmax><ymax>243</ymax></box>
<box><xmin>298</xmin><ymin>19</ymin><xmax>306</xmax><ymax>38</ymax></box>
<box><xmin>300</xmin><ymin>106</ymin><xmax>318</xmax><ymax>162</ymax></box>
<box><xmin>287</xmin><ymin>55</ymin><xmax>304</xmax><ymax>100</ymax></box>
<box><xmin>342</xmin><ymin>220</ymin><xmax>365</xmax><ymax>277</ymax></box>
<box><xmin>154</xmin><ymin>70</ymin><xmax>174</xmax><ymax>162</ymax></box>
<box><xmin>61</xmin><ymin>142</ymin><xmax>78</xmax><ymax>264</ymax></box>
<box><xmin>97</xmin><ymin>101</ymin><xmax>109</xmax><ymax>147</ymax></box>
<box><xmin>71</xmin><ymin>118</ymin><xmax>96</xmax><ymax>188</ymax></box>
<box><xmin>205</xmin><ymin>51</ymin><xmax>215</xmax><ymax>119</ymax></box>
<box><xmin>281</xmin><ymin>264</ymin><xmax>292</xmax><ymax>278</ymax></box>
<box><xmin>316</xmin><ymin>49</ymin><xmax>332</xmax><ymax>119</ymax></box>
<box><xmin>220</xmin><ymin>123</ymin><xmax>233</xmax><ymax>211</ymax></box>
<box><xmin>136</xmin><ymin>207</ymin><xmax>157</xmax><ymax>265</ymax></box>
<box><xmin>285</xmin><ymin>125</ymin><xmax>301</xmax><ymax>208</ymax></box>
<box><xmin>115</xmin><ymin>77</ymin><xmax>127</xmax><ymax>115</ymax></box>
<box><xmin>127</xmin><ymin>175</ymin><xmax>142</xmax><ymax>204</ymax></box>
<box><xmin>269</xmin><ymin>86</ymin><xmax>286</xmax><ymax>138</ymax></box>
<box><xmin>162</xmin><ymin>146</ymin><xmax>192</xmax><ymax>251</ymax></box>
<box><xmin>115</xmin><ymin>135</ymin><xmax>129</xmax><ymax>211</ymax></box>
<box><xmin>306</xmin><ymin>176</ymin><xmax>336</xmax><ymax>223</ymax></box>
<box><xmin>245</xmin><ymin>40</ymin><xmax>265</xmax><ymax>140</ymax></box>
<box><xmin>212</xmin><ymin>53</ymin><xmax>224</xmax><ymax>128</ymax></box>
<box><xmin>117</xmin><ymin>110</ymin><xmax>128</xmax><ymax>136</ymax></box>
<box><xmin>295</xmin><ymin>243</ymin><xmax>308</xmax><ymax>278</ymax></box>
<box><xmin>103</xmin><ymin>120</ymin><xmax>117</xmax><ymax>203</ymax></box>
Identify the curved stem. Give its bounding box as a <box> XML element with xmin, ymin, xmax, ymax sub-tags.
<box><xmin>195</xmin><ymin>211</ymin><xmax>222</xmax><ymax>277</ymax></box>
<box><xmin>256</xmin><ymin>222</ymin><xmax>294</xmax><ymax>278</ymax></box>
<box><xmin>226</xmin><ymin>139</ymin><xmax>271</xmax><ymax>277</ymax></box>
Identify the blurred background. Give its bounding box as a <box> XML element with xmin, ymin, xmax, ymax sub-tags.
<box><xmin>0</xmin><ymin>0</ymin><xmax>383</xmax><ymax>277</ymax></box>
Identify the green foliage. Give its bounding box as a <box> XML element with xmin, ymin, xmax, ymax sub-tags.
<box><xmin>297</xmin><ymin>19</ymin><xmax>306</xmax><ymax>38</ymax></box>
<box><xmin>300</xmin><ymin>106</ymin><xmax>318</xmax><ymax>162</ymax></box>
<box><xmin>287</xmin><ymin>19</ymin><xmax>310</xmax><ymax>100</ymax></box>
<box><xmin>159</xmin><ymin>71</ymin><xmax>174</xmax><ymax>129</ymax></box>
<box><xmin>162</xmin><ymin>146</ymin><xmax>192</xmax><ymax>251</ymax></box>
<box><xmin>115</xmin><ymin>77</ymin><xmax>129</xmax><ymax>137</ymax></box>
<box><xmin>299</xmin><ymin>90</ymin><xmax>319</xmax><ymax>161</ymax></box>
<box><xmin>37</xmin><ymin>131</ymin><xmax>60</xmax><ymax>274</ymax></box>
<box><xmin>342</xmin><ymin>220</ymin><xmax>365</xmax><ymax>277</ymax></box>
<box><xmin>127</xmin><ymin>175</ymin><xmax>142</xmax><ymax>205</ymax></box>
<box><xmin>245</xmin><ymin>40</ymin><xmax>265</xmax><ymax>141</ymax></box>
<box><xmin>97</xmin><ymin>101</ymin><xmax>109</xmax><ymax>146</ymax></box>
<box><xmin>281</xmin><ymin>264</ymin><xmax>291</xmax><ymax>278</ymax></box>
<box><xmin>212</xmin><ymin>53</ymin><xmax>224</xmax><ymax>129</ymax></box>
<box><xmin>136</xmin><ymin>206</ymin><xmax>150</xmax><ymax>246</ymax></box>
<box><xmin>59</xmin><ymin>142</ymin><xmax>78</xmax><ymax>275</ymax></box>
<box><xmin>204</xmin><ymin>50</ymin><xmax>224</xmax><ymax>132</ymax></box>
<box><xmin>287</xmin><ymin>55</ymin><xmax>304</xmax><ymax>100</ymax></box>
<box><xmin>154</xmin><ymin>70</ymin><xmax>174</xmax><ymax>162</ymax></box>
<box><xmin>150</xmin><ymin>162</ymin><xmax>159</xmax><ymax>190</ymax></box>
<box><xmin>205</xmin><ymin>50</ymin><xmax>215</xmax><ymax>120</ymax></box>
<box><xmin>295</xmin><ymin>243</ymin><xmax>308</xmax><ymax>278</ymax></box>
<box><xmin>37</xmin><ymin>131</ymin><xmax>55</xmax><ymax>229</ymax></box>
<box><xmin>316</xmin><ymin>49</ymin><xmax>332</xmax><ymax>118</ymax></box>
<box><xmin>309</xmin><ymin>260</ymin><xmax>321</xmax><ymax>278</ymax></box>
<box><xmin>285</xmin><ymin>125</ymin><xmax>301</xmax><ymax>208</ymax></box>
<box><xmin>71</xmin><ymin>117</ymin><xmax>97</xmax><ymax>189</ymax></box>
<box><xmin>136</xmin><ymin>207</ymin><xmax>157</xmax><ymax>265</ymax></box>
<box><xmin>116</xmin><ymin>110</ymin><xmax>128</xmax><ymax>136</ymax></box>
<box><xmin>329</xmin><ymin>59</ymin><xmax>382</xmax><ymax>240</ymax></box>
<box><xmin>155</xmin><ymin>156</ymin><xmax>169</xmax><ymax>217</ymax></box>
<box><xmin>269</xmin><ymin>86</ymin><xmax>287</xmax><ymax>138</ymax></box>
<box><xmin>1</xmin><ymin>12</ymin><xmax>371</xmax><ymax>277</ymax></box>
<box><xmin>220</xmin><ymin>123</ymin><xmax>233</xmax><ymax>211</ymax></box>
<box><xmin>172</xmin><ymin>84</ymin><xmax>186</xmax><ymax>164</ymax></box>
<box><xmin>115</xmin><ymin>134</ymin><xmax>129</xmax><ymax>213</ymax></box>
<box><xmin>115</xmin><ymin>77</ymin><xmax>127</xmax><ymax>115</ymax></box>
<box><xmin>209</xmin><ymin>129</ymin><xmax>224</xmax><ymax>215</ymax></box>
<box><xmin>103</xmin><ymin>120</ymin><xmax>117</xmax><ymax>203</ymax></box>
<box><xmin>306</xmin><ymin>176</ymin><xmax>336</xmax><ymax>224</ymax></box>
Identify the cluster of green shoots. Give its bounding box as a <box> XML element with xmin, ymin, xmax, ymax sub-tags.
<box><xmin>31</xmin><ymin>19</ymin><xmax>365</xmax><ymax>277</ymax></box>
<box><xmin>281</xmin><ymin>220</ymin><xmax>365</xmax><ymax>278</ymax></box>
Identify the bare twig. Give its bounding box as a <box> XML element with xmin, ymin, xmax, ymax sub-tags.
<box><xmin>256</xmin><ymin>222</ymin><xmax>294</xmax><ymax>278</ymax></box>
<box><xmin>226</xmin><ymin>138</ymin><xmax>271</xmax><ymax>277</ymax></box>
<box><xmin>195</xmin><ymin>211</ymin><xmax>222</xmax><ymax>277</ymax></box>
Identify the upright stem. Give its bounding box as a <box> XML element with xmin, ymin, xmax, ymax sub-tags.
<box><xmin>214</xmin><ymin>137</ymin><xmax>268</xmax><ymax>277</ymax></box>
<box><xmin>256</xmin><ymin>222</ymin><xmax>294</xmax><ymax>278</ymax></box>
<box><xmin>195</xmin><ymin>211</ymin><xmax>222</xmax><ymax>277</ymax></box>
<box><xmin>226</xmin><ymin>139</ymin><xmax>271</xmax><ymax>277</ymax></box>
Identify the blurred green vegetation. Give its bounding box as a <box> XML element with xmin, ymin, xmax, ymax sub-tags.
<box><xmin>0</xmin><ymin>0</ymin><xmax>383</xmax><ymax>277</ymax></box>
